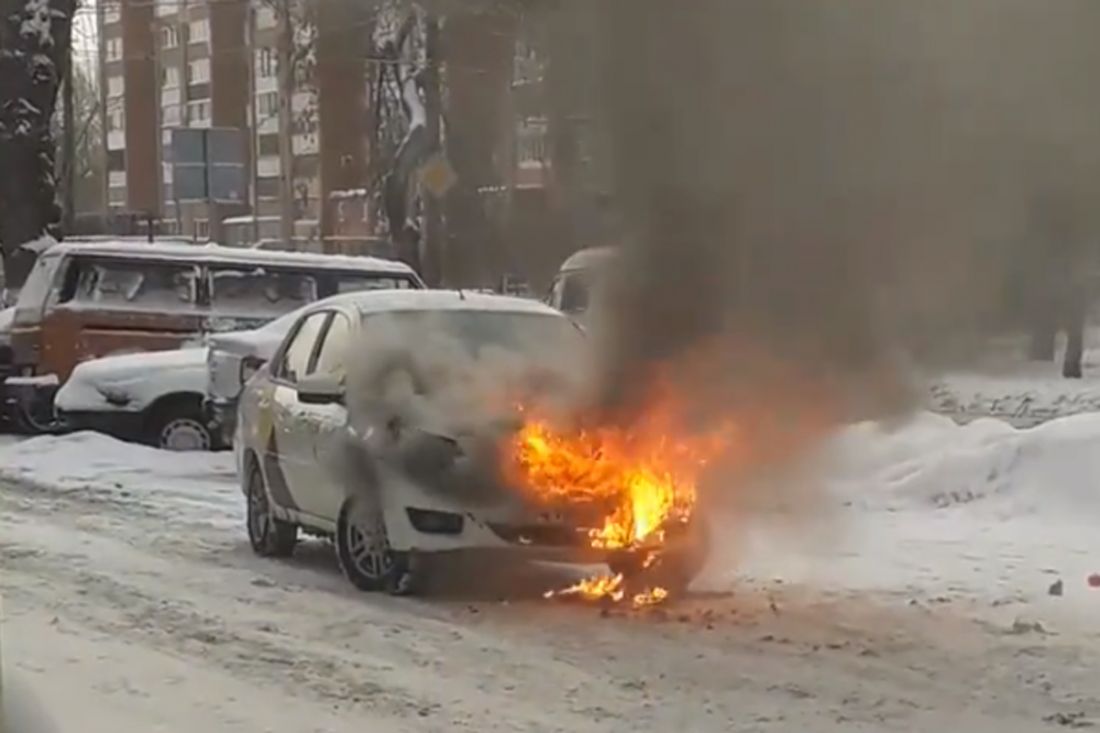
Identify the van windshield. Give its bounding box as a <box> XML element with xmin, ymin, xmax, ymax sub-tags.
<box><xmin>13</xmin><ymin>254</ymin><xmax>61</xmax><ymax>326</ymax></box>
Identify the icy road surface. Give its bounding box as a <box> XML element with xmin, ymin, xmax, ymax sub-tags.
<box><xmin>2</xmin><ymin>422</ymin><xmax>1100</xmax><ymax>732</ymax></box>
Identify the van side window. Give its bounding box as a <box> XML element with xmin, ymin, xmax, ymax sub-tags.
<box><xmin>73</xmin><ymin>259</ymin><xmax>199</xmax><ymax>309</ymax></box>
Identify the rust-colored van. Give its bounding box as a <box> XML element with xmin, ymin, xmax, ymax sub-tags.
<box><xmin>5</xmin><ymin>240</ymin><xmax>422</xmax><ymax>429</ymax></box>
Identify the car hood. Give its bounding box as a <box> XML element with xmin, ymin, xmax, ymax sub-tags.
<box><xmin>72</xmin><ymin>347</ymin><xmax>208</xmax><ymax>382</ymax></box>
<box><xmin>207</xmin><ymin>316</ymin><xmax>295</xmax><ymax>360</ymax></box>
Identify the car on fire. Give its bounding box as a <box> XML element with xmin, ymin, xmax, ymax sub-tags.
<box><xmin>236</xmin><ymin>289</ymin><xmax>710</xmax><ymax>596</ymax></box>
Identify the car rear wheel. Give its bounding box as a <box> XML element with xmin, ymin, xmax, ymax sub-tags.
<box><xmin>246</xmin><ymin>463</ymin><xmax>298</xmax><ymax>557</ymax></box>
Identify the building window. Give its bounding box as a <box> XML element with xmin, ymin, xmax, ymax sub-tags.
<box><xmin>195</xmin><ymin>219</ymin><xmax>210</xmax><ymax>240</ymax></box>
<box><xmin>161</xmin><ymin>65</ymin><xmax>180</xmax><ymax>88</ymax></box>
<box><xmin>106</xmin><ymin>107</ymin><xmax>124</xmax><ymax>132</ymax></box>
<box><xmin>188</xmin><ymin>19</ymin><xmax>209</xmax><ymax>44</ymax></box>
<box><xmin>258</xmin><ymin>47</ymin><xmax>276</xmax><ymax>78</ymax></box>
<box><xmin>257</xmin><ymin>91</ymin><xmax>278</xmax><ymax>119</ymax></box>
<box><xmin>188</xmin><ymin>58</ymin><xmax>210</xmax><ymax>85</ymax></box>
<box><xmin>107</xmin><ymin>150</ymin><xmax>126</xmax><ymax>172</ymax></box>
<box><xmin>105</xmin><ymin>37</ymin><xmax>122</xmax><ymax>62</ymax></box>
<box><xmin>107</xmin><ymin>75</ymin><xmax>124</xmax><ymax>98</ymax></box>
<box><xmin>162</xmin><ymin>105</ymin><xmax>180</xmax><ymax>126</ymax></box>
<box><xmin>258</xmin><ymin>134</ymin><xmax>279</xmax><ymax>156</ymax></box>
<box><xmin>256</xmin><ymin>5</ymin><xmax>277</xmax><ymax>28</ymax></box>
<box><xmin>188</xmin><ymin>99</ymin><xmax>210</xmax><ymax>123</ymax></box>
<box><xmin>161</xmin><ymin>25</ymin><xmax>179</xmax><ymax>49</ymax></box>
<box><xmin>104</xmin><ymin>4</ymin><xmax>120</xmax><ymax>25</ymax></box>
<box><xmin>256</xmin><ymin>177</ymin><xmax>279</xmax><ymax>199</ymax></box>
<box><xmin>517</xmin><ymin>118</ymin><xmax>548</xmax><ymax>165</ymax></box>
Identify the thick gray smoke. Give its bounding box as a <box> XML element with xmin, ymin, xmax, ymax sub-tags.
<box><xmin>580</xmin><ymin>0</ymin><xmax>1100</xmax><ymax>426</ymax></box>
<box><xmin>341</xmin><ymin>309</ymin><xmax>589</xmax><ymax>503</ymax></box>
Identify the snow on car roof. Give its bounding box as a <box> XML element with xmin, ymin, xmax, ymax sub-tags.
<box><xmin>314</xmin><ymin>289</ymin><xmax>565</xmax><ymax>318</ymax></box>
<box><xmin>40</xmin><ymin>240</ymin><xmax>416</xmax><ymax>275</ymax></box>
<box><xmin>559</xmin><ymin>246</ymin><xmax>619</xmax><ymax>273</ymax></box>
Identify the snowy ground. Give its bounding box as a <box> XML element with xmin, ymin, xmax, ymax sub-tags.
<box><xmin>3</xmin><ymin>419</ymin><xmax>1100</xmax><ymax>732</ymax></box>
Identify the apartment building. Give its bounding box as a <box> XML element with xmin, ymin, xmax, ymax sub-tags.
<box><xmin>97</xmin><ymin>0</ymin><xmax>321</xmax><ymax>242</ymax></box>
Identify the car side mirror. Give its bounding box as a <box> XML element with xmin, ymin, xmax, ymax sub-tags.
<box><xmin>297</xmin><ymin>374</ymin><xmax>345</xmax><ymax>405</ymax></box>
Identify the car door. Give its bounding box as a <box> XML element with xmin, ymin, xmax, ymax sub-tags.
<box><xmin>302</xmin><ymin>310</ymin><xmax>355</xmax><ymax>521</ymax></box>
<box><xmin>266</xmin><ymin>310</ymin><xmax>331</xmax><ymax>518</ymax></box>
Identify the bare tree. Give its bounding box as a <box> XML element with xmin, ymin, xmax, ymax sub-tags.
<box><xmin>0</xmin><ymin>0</ymin><xmax>77</xmax><ymax>287</ymax></box>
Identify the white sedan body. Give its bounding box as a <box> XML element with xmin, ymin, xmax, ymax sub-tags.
<box><xmin>235</xmin><ymin>290</ymin><xmax>599</xmax><ymax>558</ymax></box>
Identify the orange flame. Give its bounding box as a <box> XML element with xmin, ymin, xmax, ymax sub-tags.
<box><xmin>508</xmin><ymin>397</ymin><xmax>731</xmax><ymax>606</ymax></box>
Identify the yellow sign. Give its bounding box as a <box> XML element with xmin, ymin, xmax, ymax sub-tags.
<box><xmin>418</xmin><ymin>154</ymin><xmax>457</xmax><ymax>198</ymax></box>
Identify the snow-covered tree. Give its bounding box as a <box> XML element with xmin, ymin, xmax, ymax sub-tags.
<box><xmin>0</xmin><ymin>0</ymin><xmax>77</xmax><ymax>287</ymax></box>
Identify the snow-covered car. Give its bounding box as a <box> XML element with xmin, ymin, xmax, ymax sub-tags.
<box><xmin>204</xmin><ymin>307</ymin><xmax>306</xmax><ymax>447</ymax></box>
<box><xmin>236</xmin><ymin>290</ymin><xmax>708</xmax><ymax>595</ymax></box>
<box><xmin>55</xmin><ymin>347</ymin><xmax>214</xmax><ymax>450</ymax></box>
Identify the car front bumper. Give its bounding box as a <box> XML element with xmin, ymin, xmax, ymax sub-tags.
<box><xmin>204</xmin><ymin>398</ymin><xmax>238</xmax><ymax>447</ymax></box>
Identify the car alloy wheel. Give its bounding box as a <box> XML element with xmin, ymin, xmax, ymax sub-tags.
<box><xmin>336</xmin><ymin>496</ymin><xmax>397</xmax><ymax>592</ymax></box>
<box><xmin>246</xmin><ymin>464</ymin><xmax>297</xmax><ymax>557</ymax></box>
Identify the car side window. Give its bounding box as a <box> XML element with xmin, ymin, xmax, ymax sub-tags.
<box><xmin>312</xmin><ymin>313</ymin><xmax>352</xmax><ymax>378</ymax></box>
<box><xmin>276</xmin><ymin>312</ymin><xmax>329</xmax><ymax>383</ymax></box>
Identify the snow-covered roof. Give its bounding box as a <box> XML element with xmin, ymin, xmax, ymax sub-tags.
<box><xmin>559</xmin><ymin>246</ymin><xmax>619</xmax><ymax>273</ymax></box>
<box><xmin>314</xmin><ymin>289</ymin><xmax>565</xmax><ymax>318</ymax></box>
<box><xmin>39</xmin><ymin>240</ymin><xmax>416</xmax><ymax>275</ymax></box>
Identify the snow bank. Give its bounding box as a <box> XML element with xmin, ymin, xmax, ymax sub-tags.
<box><xmin>928</xmin><ymin>371</ymin><xmax>1100</xmax><ymax>427</ymax></box>
<box><xmin>826</xmin><ymin>410</ymin><xmax>1100</xmax><ymax>519</ymax></box>
<box><xmin>0</xmin><ymin>432</ymin><xmax>240</xmax><ymax>527</ymax></box>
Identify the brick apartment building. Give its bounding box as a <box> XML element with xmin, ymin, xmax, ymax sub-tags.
<box><xmin>96</xmin><ymin>0</ymin><xmax>568</xmax><ymax>278</ymax></box>
<box><xmin>98</xmin><ymin>0</ymin><xmax>322</xmax><ymax>243</ymax></box>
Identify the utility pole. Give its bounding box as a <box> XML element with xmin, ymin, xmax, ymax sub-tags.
<box><xmin>62</xmin><ymin>41</ymin><xmax>76</xmax><ymax>234</ymax></box>
<box><xmin>275</xmin><ymin>0</ymin><xmax>295</xmax><ymax>247</ymax></box>
<box><xmin>422</xmin><ymin>14</ymin><xmax>443</xmax><ymax>285</ymax></box>
<box><xmin>246</xmin><ymin>1</ymin><xmax>260</xmax><ymax>245</ymax></box>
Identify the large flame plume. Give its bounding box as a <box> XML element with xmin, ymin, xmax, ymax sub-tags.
<box><xmin>505</xmin><ymin>395</ymin><xmax>732</xmax><ymax>607</ymax></box>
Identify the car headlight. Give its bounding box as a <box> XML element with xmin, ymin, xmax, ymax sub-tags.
<box><xmin>239</xmin><ymin>355</ymin><xmax>264</xmax><ymax>385</ymax></box>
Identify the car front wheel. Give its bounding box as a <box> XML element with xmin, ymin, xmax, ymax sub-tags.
<box><xmin>607</xmin><ymin>520</ymin><xmax>711</xmax><ymax>596</ymax></box>
<box><xmin>246</xmin><ymin>463</ymin><xmax>298</xmax><ymax>557</ymax></box>
<box><xmin>332</xmin><ymin>493</ymin><xmax>418</xmax><ymax>589</ymax></box>
<box><xmin>147</xmin><ymin>399</ymin><xmax>216</xmax><ymax>451</ymax></box>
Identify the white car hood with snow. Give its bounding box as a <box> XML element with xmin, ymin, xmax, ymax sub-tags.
<box><xmin>55</xmin><ymin>348</ymin><xmax>208</xmax><ymax>413</ymax></box>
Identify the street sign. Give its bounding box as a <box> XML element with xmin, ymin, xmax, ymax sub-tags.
<box><xmin>170</xmin><ymin>127</ymin><xmax>247</xmax><ymax>204</ymax></box>
<box><xmin>418</xmin><ymin>153</ymin><xmax>457</xmax><ymax>199</ymax></box>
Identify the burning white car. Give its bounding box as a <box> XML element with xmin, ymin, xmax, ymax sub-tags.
<box><xmin>236</xmin><ymin>289</ymin><xmax>713</xmax><ymax>600</ymax></box>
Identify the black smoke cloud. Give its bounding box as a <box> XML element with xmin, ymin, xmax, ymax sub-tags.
<box><xmin>579</xmin><ymin>0</ymin><xmax>1100</xmax><ymax>424</ymax></box>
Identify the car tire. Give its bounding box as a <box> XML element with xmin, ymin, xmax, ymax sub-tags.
<box><xmin>147</xmin><ymin>400</ymin><xmax>217</xmax><ymax>452</ymax></box>
<box><xmin>246</xmin><ymin>462</ymin><xmax>298</xmax><ymax>557</ymax></box>
<box><xmin>608</xmin><ymin>520</ymin><xmax>711</xmax><ymax>595</ymax></box>
<box><xmin>335</xmin><ymin>494</ymin><xmax>399</xmax><ymax>592</ymax></box>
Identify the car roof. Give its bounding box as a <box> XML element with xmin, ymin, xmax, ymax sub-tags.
<box><xmin>40</xmin><ymin>239</ymin><xmax>416</xmax><ymax>275</ymax></box>
<box><xmin>559</xmin><ymin>246</ymin><xmax>619</xmax><ymax>273</ymax></box>
<box><xmin>307</xmin><ymin>289</ymin><xmax>565</xmax><ymax>318</ymax></box>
